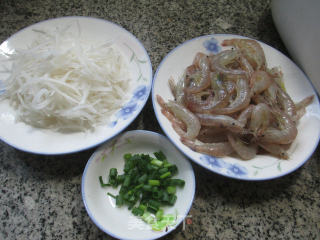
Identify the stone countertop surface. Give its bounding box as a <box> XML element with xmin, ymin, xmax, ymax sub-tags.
<box><xmin>0</xmin><ymin>0</ymin><xmax>319</xmax><ymax>239</ymax></box>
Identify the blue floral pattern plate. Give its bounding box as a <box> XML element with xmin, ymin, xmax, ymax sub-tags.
<box><xmin>0</xmin><ymin>17</ymin><xmax>152</xmax><ymax>154</ymax></box>
<box><xmin>152</xmin><ymin>34</ymin><xmax>320</xmax><ymax>180</ymax></box>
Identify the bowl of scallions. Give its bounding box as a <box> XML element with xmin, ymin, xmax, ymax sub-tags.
<box><xmin>81</xmin><ymin>130</ymin><xmax>195</xmax><ymax>240</ymax></box>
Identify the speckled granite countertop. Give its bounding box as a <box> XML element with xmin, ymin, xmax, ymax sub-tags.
<box><xmin>0</xmin><ymin>0</ymin><xmax>319</xmax><ymax>239</ymax></box>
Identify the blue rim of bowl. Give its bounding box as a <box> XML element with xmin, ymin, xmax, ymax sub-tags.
<box><xmin>81</xmin><ymin>130</ymin><xmax>196</xmax><ymax>240</ymax></box>
<box><xmin>152</xmin><ymin>33</ymin><xmax>320</xmax><ymax>181</ymax></box>
<box><xmin>0</xmin><ymin>16</ymin><xmax>153</xmax><ymax>155</ymax></box>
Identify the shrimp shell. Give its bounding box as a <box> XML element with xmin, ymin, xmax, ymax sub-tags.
<box><xmin>169</xmin><ymin>75</ymin><xmax>185</xmax><ymax>105</ymax></box>
<box><xmin>184</xmin><ymin>56</ymin><xmax>211</xmax><ymax>94</ymax></box>
<box><xmin>227</xmin><ymin>133</ymin><xmax>258</xmax><ymax>160</ymax></box>
<box><xmin>259</xmin><ymin>110</ymin><xmax>297</xmax><ymax>144</ymax></box>
<box><xmin>211</xmin><ymin>77</ymin><xmax>251</xmax><ymax>115</ymax></box>
<box><xmin>157</xmin><ymin>95</ymin><xmax>186</xmax><ymax>130</ymax></box>
<box><xmin>181</xmin><ymin>138</ymin><xmax>234</xmax><ymax>157</ymax></box>
<box><xmin>249</xmin><ymin>103</ymin><xmax>271</xmax><ymax>137</ymax></box>
<box><xmin>295</xmin><ymin>95</ymin><xmax>314</xmax><ymax>111</ymax></box>
<box><xmin>251</xmin><ymin>70</ymin><xmax>273</xmax><ymax>96</ymax></box>
<box><xmin>237</xmin><ymin>104</ymin><xmax>255</xmax><ymax>125</ymax></box>
<box><xmin>185</xmin><ymin>73</ymin><xmax>229</xmax><ymax>113</ymax></box>
<box><xmin>166</xmin><ymin>99</ymin><xmax>201</xmax><ymax>139</ymax></box>
<box><xmin>222</xmin><ymin>38</ymin><xmax>266</xmax><ymax>70</ymax></box>
<box><xmin>210</xmin><ymin>49</ymin><xmax>246</xmax><ymax>76</ymax></box>
<box><xmin>197</xmin><ymin>127</ymin><xmax>229</xmax><ymax>143</ymax></box>
<box><xmin>258</xmin><ymin>142</ymin><xmax>289</xmax><ymax>159</ymax></box>
<box><xmin>196</xmin><ymin>113</ymin><xmax>246</xmax><ymax>134</ymax></box>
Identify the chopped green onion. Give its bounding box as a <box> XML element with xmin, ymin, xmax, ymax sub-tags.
<box><xmin>116</xmin><ymin>194</ymin><xmax>124</xmax><ymax>206</ymax></box>
<box><xmin>156</xmin><ymin>209</ymin><xmax>164</xmax><ymax>220</ymax></box>
<box><xmin>158</xmin><ymin>167</ymin><xmax>168</xmax><ymax>175</ymax></box>
<box><xmin>148</xmin><ymin>179</ymin><xmax>160</xmax><ymax>186</ymax></box>
<box><xmin>123</xmin><ymin>175</ymin><xmax>131</xmax><ymax>187</ymax></box>
<box><xmin>99</xmin><ymin>176</ymin><xmax>110</xmax><ymax>187</ymax></box>
<box><xmin>142</xmin><ymin>212</ymin><xmax>155</xmax><ymax>224</ymax></box>
<box><xmin>154</xmin><ymin>151</ymin><xmax>166</xmax><ymax>161</ymax></box>
<box><xmin>142</xmin><ymin>184</ymin><xmax>152</xmax><ymax>191</ymax></box>
<box><xmin>167</xmin><ymin>186</ymin><xmax>176</xmax><ymax>194</ymax></box>
<box><xmin>160</xmin><ymin>171</ymin><xmax>171</xmax><ymax>179</ymax></box>
<box><xmin>138</xmin><ymin>174</ymin><xmax>147</xmax><ymax>184</ymax></box>
<box><xmin>98</xmin><ymin>151</ymin><xmax>185</xmax><ymax>231</ymax></box>
<box><xmin>169</xmin><ymin>179</ymin><xmax>185</xmax><ymax>187</ymax></box>
<box><xmin>107</xmin><ymin>192</ymin><xmax>116</xmax><ymax>198</ymax></box>
<box><xmin>151</xmin><ymin>159</ymin><xmax>163</xmax><ymax>167</ymax></box>
<box><xmin>168</xmin><ymin>194</ymin><xmax>177</xmax><ymax>206</ymax></box>
<box><xmin>132</xmin><ymin>207</ymin><xmax>144</xmax><ymax>216</ymax></box>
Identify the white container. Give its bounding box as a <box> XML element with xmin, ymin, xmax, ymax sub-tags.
<box><xmin>272</xmin><ymin>0</ymin><xmax>320</xmax><ymax>93</ymax></box>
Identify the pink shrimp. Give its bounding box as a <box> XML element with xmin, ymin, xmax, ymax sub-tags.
<box><xmin>197</xmin><ymin>127</ymin><xmax>229</xmax><ymax>143</ymax></box>
<box><xmin>249</xmin><ymin>103</ymin><xmax>271</xmax><ymax>138</ymax></box>
<box><xmin>165</xmin><ymin>99</ymin><xmax>201</xmax><ymax>139</ymax></box>
<box><xmin>258</xmin><ymin>142</ymin><xmax>289</xmax><ymax>159</ymax></box>
<box><xmin>259</xmin><ymin>110</ymin><xmax>297</xmax><ymax>144</ymax></box>
<box><xmin>181</xmin><ymin>138</ymin><xmax>234</xmax><ymax>157</ymax></box>
<box><xmin>222</xmin><ymin>38</ymin><xmax>266</xmax><ymax>70</ymax></box>
<box><xmin>157</xmin><ymin>95</ymin><xmax>186</xmax><ymax>130</ymax></box>
<box><xmin>210</xmin><ymin>49</ymin><xmax>246</xmax><ymax>76</ymax></box>
<box><xmin>227</xmin><ymin>133</ymin><xmax>258</xmax><ymax>160</ymax></box>
<box><xmin>211</xmin><ymin>77</ymin><xmax>251</xmax><ymax>115</ymax></box>
<box><xmin>169</xmin><ymin>76</ymin><xmax>185</xmax><ymax>104</ymax></box>
<box><xmin>185</xmin><ymin>73</ymin><xmax>229</xmax><ymax>113</ymax></box>
<box><xmin>237</xmin><ymin>104</ymin><xmax>255</xmax><ymax>125</ymax></box>
<box><xmin>239</xmin><ymin>56</ymin><xmax>254</xmax><ymax>79</ymax></box>
<box><xmin>184</xmin><ymin>55</ymin><xmax>211</xmax><ymax>94</ymax></box>
<box><xmin>196</xmin><ymin>113</ymin><xmax>246</xmax><ymax>134</ymax></box>
<box><xmin>250</xmin><ymin>70</ymin><xmax>273</xmax><ymax>95</ymax></box>
<box><xmin>293</xmin><ymin>95</ymin><xmax>314</xmax><ymax>122</ymax></box>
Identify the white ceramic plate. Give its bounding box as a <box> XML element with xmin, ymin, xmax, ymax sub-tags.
<box><xmin>0</xmin><ymin>16</ymin><xmax>152</xmax><ymax>154</ymax></box>
<box><xmin>81</xmin><ymin>130</ymin><xmax>195</xmax><ymax>240</ymax></box>
<box><xmin>152</xmin><ymin>34</ymin><xmax>320</xmax><ymax>181</ymax></box>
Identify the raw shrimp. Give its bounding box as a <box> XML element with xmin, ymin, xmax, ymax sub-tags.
<box><xmin>250</xmin><ymin>70</ymin><xmax>272</xmax><ymax>96</ymax></box>
<box><xmin>239</xmin><ymin>56</ymin><xmax>254</xmax><ymax>79</ymax></box>
<box><xmin>259</xmin><ymin>110</ymin><xmax>297</xmax><ymax>144</ymax></box>
<box><xmin>181</xmin><ymin>138</ymin><xmax>234</xmax><ymax>157</ymax></box>
<box><xmin>158</xmin><ymin>95</ymin><xmax>201</xmax><ymax>139</ymax></box>
<box><xmin>210</xmin><ymin>49</ymin><xmax>246</xmax><ymax>76</ymax></box>
<box><xmin>196</xmin><ymin>113</ymin><xmax>246</xmax><ymax>134</ymax></box>
<box><xmin>169</xmin><ymin>75</ymin><xmax>185</xmax><ymax>105</ymax></box>
<box><xmin>159</xmin><ymin>38</ymin><xmax>314</xmax><ymax>160</ymax></box>
<box><xmin>249</xmin><ymin>103</ymin><xmax>271</xmax><ymax>137</ymax></box>
<box><xmin>184</xmin><ymin>55</ymin><xmax>211</xmax><ymax>94</ymax></box>
<box><xmin>197</xmin><ymin>127</ymin><xmax>229</xmax><ymax>143</ymax></box>
<box><xmin>293</xmin><ymin>95</ymin><xmax>314</xmax><ymax>122</ymax></box>
<box><xmin>185</xmin><ymin>73</ymin><xmax>229</xmax><ymax>113</ymax></box>
<box><xmin>222</xmin><ymin>38</ymin><xmax>266</xmax><ymax>70</ymax></box>
<box><xmin>157</xmin><ymin>94</ymin><xmax>186</xmax><ymax>130</ymax></box>
<box><xmin>211</xmin><ymin>77</ymin><xmax>251</xmax><ymax>115</ymax></box>
<box><xmin>258</xmin><ymin>142</ymin><xmax>288</xmax><ymax>159</ymax></box>
<box><xmin>237</xmin><ymin>104</ymin><xmax>255</xmax><ymax>125</ymax></box>
<box><xmin>227</xmin><ymin>133</ymin><xmax>257</xmax><ymax>160</ymax></box>
<box><xmin>295</xmin><ymin>95</ymin><xmax>314</xmax><ymax>111</ymax></box>
<box><xmin>263</xmin><ymin>82</ymin><xmax>296</xmax><ymax>117</ymax></box>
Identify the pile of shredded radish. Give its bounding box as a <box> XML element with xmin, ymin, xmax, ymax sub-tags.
<box><xmin>0</xmin><ymin>24</ymin><xmax>132</xmax><ymax>132</ymax></box>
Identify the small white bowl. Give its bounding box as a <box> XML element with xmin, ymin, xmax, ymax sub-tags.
<box><xmin>0</xmin><ymin>16</ymin><xmax>152</xmax><ymax>154</ymax></box>
<box><xmin>81</xmin><ymin>130</ymin><xmax>195</xmax><ymax>240</ymax></box>
<box><xmin>152</xmin><ymin>34</ymin><xmax>320</xmax><ymax>181</ymax></box>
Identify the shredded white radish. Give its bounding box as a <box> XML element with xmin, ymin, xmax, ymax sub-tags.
<box><xmin>0</xmin><ymin>23</ymin><xmax>132</xmax><ymax>132</ymax></box>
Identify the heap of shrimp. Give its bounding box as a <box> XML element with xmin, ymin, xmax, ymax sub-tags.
<box><xmin>157</xmin><ymin>38</ymin><xmax>314</xmax><ymax>160</ymax></box>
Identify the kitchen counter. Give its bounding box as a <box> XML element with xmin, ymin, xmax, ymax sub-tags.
<box><xmin>0</xmin><ymin>0</ymin><xmax>319</xmax><ymax>239</ymax></box>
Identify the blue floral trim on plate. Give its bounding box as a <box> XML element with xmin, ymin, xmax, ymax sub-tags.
<box><xmin>110</xmin><ymin>85</ymin><xmax>148</xmax><ymax>126</ymax></box>
<box><xmin>200</xmin><ymin>155</ymin><xmax>248</xmax><ymax>177</ymax></box>
<box><xmin>203</xmin><ymin>37</ymin><xmax>221</xmax><ymax>54</ymax></box>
